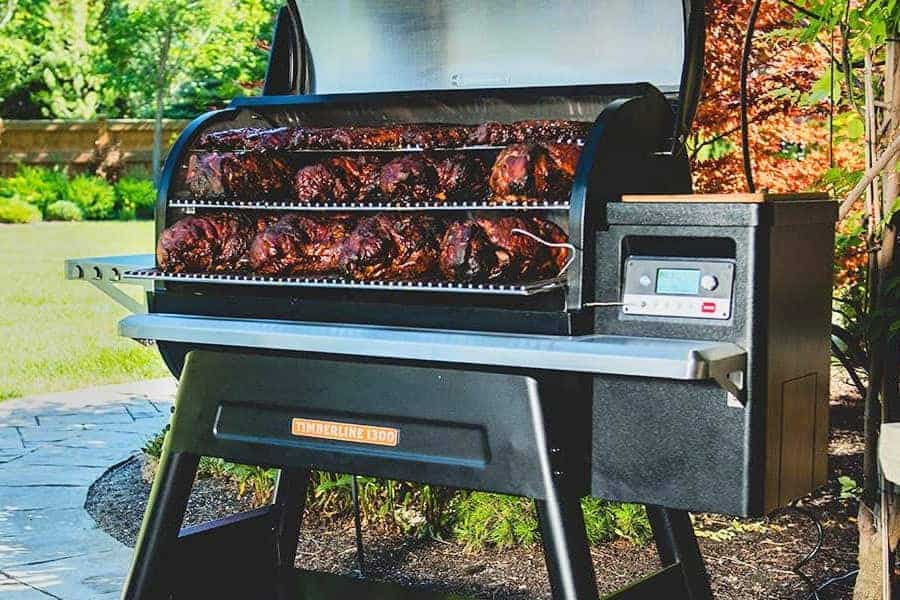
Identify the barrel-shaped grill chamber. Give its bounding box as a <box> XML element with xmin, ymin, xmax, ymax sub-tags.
<box><xmin>147</xmin><ymin>83</ymin><xmax>690</xmax><ymax>338</ymax></box>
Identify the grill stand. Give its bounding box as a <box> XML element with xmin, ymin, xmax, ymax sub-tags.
<box><xmin>120</xmin><ymin>349</ymin><xmax>713</xmax><ymax>600</ymax></box>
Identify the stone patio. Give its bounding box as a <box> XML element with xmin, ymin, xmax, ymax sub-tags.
<box><xmin>0</xmin><ymin>379</ymin><xmax>175</xmax><ymax>599</ymax></box>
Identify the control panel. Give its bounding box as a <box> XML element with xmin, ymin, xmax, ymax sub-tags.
<box><xmin>621</xmin><ymin>257</ymin><xmax>735</xmax><ymax>320</ymax></box>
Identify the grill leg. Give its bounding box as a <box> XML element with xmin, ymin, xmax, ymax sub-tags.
<box><xmin>535</xmin><ymin>496</ymin><xmax>599</xmax><ymax>600</ymax></box>
<box><xmin>647</xmin><ymin>506</ymin><xmax>712</xmax><ymax>600</ymax></box>
<box><xmin>122</xmin><ymin>450</ymin><xmax>200</xmax><ymax>600</ymax></box>
<box><xmin>272</xmin><ymin>467</ymin><xmax>309</xmax><ymax>568</ymax></box>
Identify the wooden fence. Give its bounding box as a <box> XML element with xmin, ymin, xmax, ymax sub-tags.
<box><xmin>0</xmin><ymin>118</ymin><xmax>191</xmax><ymax>176</ymax></box>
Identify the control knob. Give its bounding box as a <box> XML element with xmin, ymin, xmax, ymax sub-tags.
<box><xmin>700</xmin><ymin>274</ymin><xmax>719</xmax><ymax>291</ymax></box>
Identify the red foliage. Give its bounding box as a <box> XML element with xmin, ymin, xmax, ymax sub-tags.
<box><xmin>691</xmin><ymin>0</ymin><xmax>862</xmax><ymax>194</ymax></box>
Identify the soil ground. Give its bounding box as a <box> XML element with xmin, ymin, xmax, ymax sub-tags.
<box><xmin>86</xmin><ymin>374</ymin><xmax>864</xmax><ymax>599</ymax></box>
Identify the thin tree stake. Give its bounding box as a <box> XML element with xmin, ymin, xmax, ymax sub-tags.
<box><xmin>840</xmin><ymin>132</ymin><xmax>900</xmax><ymax>219</ymax></box>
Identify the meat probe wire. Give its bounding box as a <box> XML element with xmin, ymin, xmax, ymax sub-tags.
<box><xmin>509</xmin><ymin>228</ymin><xmax>630</xmax><ymax>308</ymax></box>
<box><xmin>510</xmin><ymin>228</ymin><xmax>578</xmax><ymax>276</ymax></box>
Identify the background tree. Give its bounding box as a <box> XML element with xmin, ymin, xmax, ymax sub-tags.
<box><xmin>34</xmin><ymin>0</ymin><xmax>106</xmax><ymax>119</ymax></box>
<box><xmin>101</xmin><ymin>0</ymin><xmax>278</xmax><ymax>179</ymax></box>
<box><xmin>697</xmin><ymin>2</ymin><xmax>899</xmax><ymax>597</ymax></box>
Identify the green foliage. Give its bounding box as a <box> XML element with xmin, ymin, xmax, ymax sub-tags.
<box><xmin>33</xmin><ymin>0</ymin><xmax>107</xmax><ymax>118</ymax></box>
<box><xmin>198</xmin><ymin>458</ymin><xmax>278</xmax><ymax>504</ymax></box>
<box><xmin>45</xmin><ymin>200</ymin><xmax>84</xmax><ymax>221</ymax></box>
<box><xmin>100</xmin><ymin>0</ymin><xmax>279</xmax><ymax>119</ymax></box>
<box><xmin>114</xmin><ymin>176</ymin><xmax>156</xmax><ymax>220</ymax></box>
<box><xmin>310</xmin><ymin>473</ymin><xmax>459</xmax><ymax>538</ymax></box>
<box><xmin>690</xmin><ymin>136</ymin><xmax>737</xmax><ymax>162</ymax></box>
<box><xmin>0</xmin><ymin>0</ymin><xmax>51</xmax><ymax>109</ymax></box>
<box><xmin>0</xmin><ymin>165</ymin><xmax>68</xmax><ymax>212</ymax></box>
<box><xmin>65</xmin><ymin>174</ymin><xmax>116</xmax><ymax>220</ymax></box>
<box><xmin>142</xmin><ymin>425</ymin><xmax>169</xmax><ymax>458</ymax></box>
<box><xmin>0</xmin><ymin>0</ymin><xmax>280</xmax><ymax>119</ymax></box>
<box><xmin>454</xmin><ymin>494</ymin><xmax>539</xmax><ymax>550</ymax></box>
<box><xmin>838</xmin><ymin>475</ymin><xmax>862</xmax><ymax>500</ymax></box>
<box><xmin>455</xmin><ymin>494</ymin><xmax>651</xmax><ymax>551</ymax></box>
<box><xmin>0</xmin><ymin>196</ymin><xmax>42</xmax><ymax>223</ymax></box>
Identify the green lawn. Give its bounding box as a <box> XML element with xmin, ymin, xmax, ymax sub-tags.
<box><xmin>0</xmin><ymin>221</ymin><xmax>168</xmax><ymax>401</ymax></box>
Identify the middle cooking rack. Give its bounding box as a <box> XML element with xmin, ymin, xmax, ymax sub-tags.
<box><xmin>168</xmin><ymin>198</ymin><xmax>571</xmax><ymax>211</ymax></box>
<box><xmin>126</xmin><ymin>268</ymin><xmax>565</xmax><ymax>296</ymax></box>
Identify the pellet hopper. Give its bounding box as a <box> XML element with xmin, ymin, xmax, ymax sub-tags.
<box><xmin>67</xmin><ymin>1</ymin><xmax>837</xmax><ymax>598</ymax></box>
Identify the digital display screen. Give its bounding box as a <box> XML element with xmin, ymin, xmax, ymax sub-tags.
<box><xmin>656</xmin><ymin>268</ymin><xmax>701</xmax><ymax>295</ymax></box>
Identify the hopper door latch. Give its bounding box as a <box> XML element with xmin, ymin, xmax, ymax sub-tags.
<box><xmin>692</xmin><ymin>346</ymin><xmax>747</xmax><ymax>407</ymax></box>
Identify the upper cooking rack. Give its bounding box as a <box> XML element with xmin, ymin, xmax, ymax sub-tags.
<box><xmin>168</xmin><ymin>198</ymin><xmax>571</xmax><ymax>211</ymax></box>
<box><xmin>126</xmin><ymin>268</ymin><xmax>564</xmax><ymax>297</ymax></box>
<box><xmin>188</xmin><ymin>141</ymin><xmax>585</xmax><ymax>154</ymax></box>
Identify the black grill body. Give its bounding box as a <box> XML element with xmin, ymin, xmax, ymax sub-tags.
<box><xmin>93</xmin><ymin>1</ymin><xmax>834</xmax><ymax>599</ymax></box>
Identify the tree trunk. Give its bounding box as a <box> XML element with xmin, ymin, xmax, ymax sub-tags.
<box><xmin>152</xmin><ymin>88</ymin><xmax>163</xmax><ymax>185</ymax></box>
<box><xmin>152</xmin><ymin>22</ymin><xmax>174</xmax><ymax>185</ymax></box>
<box><xmin>855</xmin><ymin>38</ymin><xmax>900</xmax><ymax>600</ymax></box>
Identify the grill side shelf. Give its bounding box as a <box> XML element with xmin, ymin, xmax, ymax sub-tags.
<box><xmin>125</xmin><ymin>268</ymin><xmax>565</xmax><ymax>297</ymax></box>
<box><xmin>119</xmin><ymin>313</ymin><xmax>748</xmax><ymax>381</ymax></box>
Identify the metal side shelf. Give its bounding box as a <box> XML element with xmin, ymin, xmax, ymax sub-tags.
<box><xmin>66</xmin><ymin>254</ymin><xmax>155</xmax><ymax>314</ymax></box>
<box><xmin>120</xmin><ymin>313</ymin><xmax>748</xmax><ymax>392</ymax></box>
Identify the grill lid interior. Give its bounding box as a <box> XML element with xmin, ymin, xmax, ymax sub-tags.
<box><xmin>277</xmin><ymin>0</ymin><xmax>705</xmax><ymax>137</ymax></box>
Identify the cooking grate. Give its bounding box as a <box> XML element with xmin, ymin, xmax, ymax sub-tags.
<box><xmin>125</xmin><ymin>268</ymin><xmax>565</xmax><ymax>296</ymax></box>
<box><xmin>189</xmin><ymin>141</ymin><xmax>585</xmax><ymax>154</ymax></box>
<box><xmin>168</xmin><ymin>198</ymin><xmax>570</xmax><ymax>211</ymax></box>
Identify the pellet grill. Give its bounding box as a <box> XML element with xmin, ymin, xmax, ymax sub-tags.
<box><xmin>66</xmin><ymin>1</ymin><xmax>839</xmax><ymax>599</ymax></box>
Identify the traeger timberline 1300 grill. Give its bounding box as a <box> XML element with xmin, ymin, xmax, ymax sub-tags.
<box><xmin>67</xmin><ymin>1</ymin><xmax>838</xmax><ymax>599</ymax></box>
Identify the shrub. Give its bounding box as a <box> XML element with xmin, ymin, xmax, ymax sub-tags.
<box><xmin>309</xmin><ymin>472</ymin><xmax>458</xmax><ymax>537</ymax></box>
<box><xmin>115</xmin><ymin>177</ymin><xmax>156</xmax><ymax>220</ymax></box>
<box><xmin>455</xmin><ymin>493</ymin><xmax>652</xmax><ymax>551</ymax></box>
<box><xmin>65</xmin><ymin>174</ymin><xmax>116</xmax><ymax>220</ymax></box>
<box><xmin>455</xmin><ymin>493</ymin><xmax>539</xmax><ymax>550</ymax></box>
<box><xmin>0</xmin><ymin>165</ymin><xmax>68</xmax><ymax>213</ymax></box>
<box><xmin>0</xmin><ymin>196</ymin><xmax>42</xmax><ymax>223</ymax></box>
<box><xmin>45</xmin><ymin>200</ymin><xmax>83</xmax><ymax>221</ymax></box>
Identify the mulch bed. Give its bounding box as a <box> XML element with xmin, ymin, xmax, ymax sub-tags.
<box><xmin>86</xmin><ymin>376</ymin><xmax>863</xmax><ymax>599</ymax></box>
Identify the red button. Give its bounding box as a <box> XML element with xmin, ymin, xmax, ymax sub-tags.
<box><xmin>701</xmin><ymin>302</ymin><xmax>716</xmax><ymax>313</ymax></box>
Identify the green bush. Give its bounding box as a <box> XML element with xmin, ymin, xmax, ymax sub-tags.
<box><xmin>0</xmin><ymin>196</ymin><xmax>43</xmax><ymax>223</ymax></box>
<box><xmin>45</xmin><ymin>200</ymin><xmax>83</xmax><ymax>221</ymax></box>
<box><xmin>454</xmin><ymin>493</ymin><xmax>539</xmax><ymax>550</ymax></box>
<box><xmin>65</xmin><ymin>174</ymin><xmax>116</xmax><ymax>220</ymax></box>
<box><xmin>455</xmin><ymin>493</ymin><xmax>652</xmax><ymax>551</ymax></box>
<box><xmin>0</xmin><ymin>165</ymin><xmax>68</xmax><ymax>212</ymax></box>
<box><xmin>115</xmin><ymin>177</ymin><xmax>156</xmax><ymax>220</ymax></box>
<box><xmin>309</xmin><ymin>472</ymin><xmax>458</xmax><ymax>537</ymax></box>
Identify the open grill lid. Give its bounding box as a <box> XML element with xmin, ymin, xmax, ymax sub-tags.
<box><xmin>266</xmin><ymin>0</ymin><xmax>705</xmax><ymax>140</ymax></box>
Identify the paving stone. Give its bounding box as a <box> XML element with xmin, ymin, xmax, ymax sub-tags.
<box><xmin>1</xmin><ymin>507</ymin><xmax>122</xmax><ymax>570</ymax></box>
<box><xmin>35</xmin><ymin>409</ymin><xmax>135</xmax><ymax>429</ymax></box>
<box><xmin>0</xmin><ymin>379</ymin><xmax>175</xmax><ymax>597</ymax></box>
<box><xmin>0</xmin><ymin>485</ymin><xmax>89</xmax><ymax>512</ymax></box>
<box><xmin>15</xmin><ymin>446</ymin><xmax>131</xmax><ymax>470</ymax></box>
<box><xmin>0</xmin><ymin>465</ymin><xmax>104</xmax><ymax>488</ymax></box>
<box><xmin>4</xmin><ymin>548</ymin><xmax>130</xmax><ymax>599</ymax></box>
<box><xmin>0</xmin><ymin>573</ymin><xmax>55</xmax><ymax>598</ymax></box>
<box><xmin>122</xmin><ymin>402</ymin><xmax>163</xmax><ymax>420</ymax></box>
<box><xmin>0</xmin><ymin>450</ymin><xmax>31</xmax><ymax>465</ymax></box>
<box><xmin>0</xmin><ymin>428</ymin><xmax>25</xmax><ymax>451</ymax></box>
<box><xmin>16</xmin><ymin>429</ymin><xmax>78</xmax><ymax>448</ymax></box>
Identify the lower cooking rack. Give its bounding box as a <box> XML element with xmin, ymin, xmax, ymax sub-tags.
<box><xmin>124</xmin><ymin>267</ymin><xmax>565</xmax><ymax>296</ymax></box>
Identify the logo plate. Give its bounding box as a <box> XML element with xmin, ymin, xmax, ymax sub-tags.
<box><xmin>291</xmin><ymin>418</ymin><xmax>400</xmax><ymax>447</ymax></box>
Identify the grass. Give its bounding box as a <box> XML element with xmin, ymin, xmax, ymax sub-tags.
<box><xmin>0</xmin><ymin>221</ymin><xmax>167</xmax><ymax>401</ymax></box>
